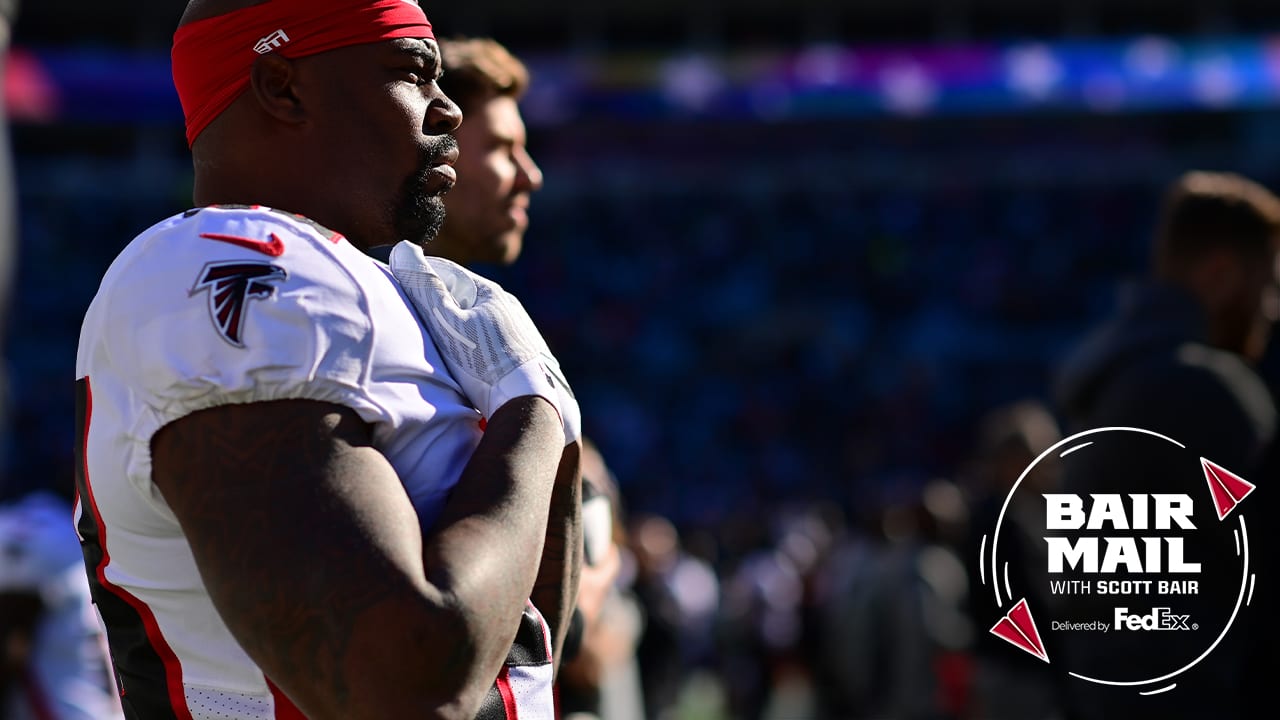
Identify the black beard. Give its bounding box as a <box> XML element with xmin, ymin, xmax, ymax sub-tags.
<box><xmin>393</xmin><ymin>135</ymin><xmax>457</xmax><ymax>247</ymax></box>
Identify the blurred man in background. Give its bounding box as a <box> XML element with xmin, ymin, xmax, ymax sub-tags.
<box><xmin>1</xmin><ymin>490</ymin><xmax>125</xmax><ymax>720</ymax></box>
<box><xmin>1053</xmin><ymin>170</ymin><xmax>1280</xmax><ymax>718</ymax></box>
<box><xmin>961</xmin><ymin>400</ymin><xmax>1065</xmax><ymax>720</ymax></box>
<box><xmin>1056</xmin><ymin>170</ymin><xmax>1279</xmax><ymax>466</ymax></box>
<box><xmin>432</xmin><ymin>36</ymin><xmax>543</xmax><ymax>268</ymax></box>
<box><xmin>429</xmin><ymin>38</ymin><xmax>647</xmax><ymax>719</ymax></box>
<box><xmin>558</xmin><ymin>438</ymin><xmax>646</xmax><ymax>720</ymax></box>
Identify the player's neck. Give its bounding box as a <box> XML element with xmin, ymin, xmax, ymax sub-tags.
<box><xmin>424</xmin><ymin>231</ymin><xmax>472</xmax><ymax>266</ymax></box>
<box><xmin>193</xmin><ymin>174</ymin><xmax>309</xmax><ymax>219</ymax></box>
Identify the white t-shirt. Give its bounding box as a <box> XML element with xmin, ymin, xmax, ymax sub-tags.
<box><xmin>0</xmin><ymin>492</ymin><xmax>124</xmax><ymax>720</ymax></box>
<box><xmin>73</xmin><ymin>206</ymin><xmax>510</xmax><ymax>719</ymax></box>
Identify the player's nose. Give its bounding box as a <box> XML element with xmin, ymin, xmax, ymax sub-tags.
<box><xmin>515</xmin><ymin>147</ymin><xmax>542</xmax><ymax>193</ymax></box>
<box><xmin>426</xmin><ymin>93</ymin><xmax>462</xmax><ymax>134</ymax></box>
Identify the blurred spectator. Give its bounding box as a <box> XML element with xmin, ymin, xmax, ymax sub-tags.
<box><xmin>719</xmin><ymin>503</ymin><xmax>840</xmax><ymax>720</ymax></box>
<box><xmin>1056</xmin><ymin>170</ymin><xmax>1279</xmax><ymax>461</ymax></box>
<box><xmin>559</xmin><ymin>437</ymin><xmax>645</xmax><ymax>720</ymax></box>
<box><xmin>960</xmin><ymin>400</ymin><xmax>1065</xmax><ymax>720</ymax></box>
<box><xmin>628</xmin><ymin>513</ymin><xmax>719</xmax><ymax>720</ymax></box>
<box><xmin>1053</xmin><ymin>170</ymin><xmax>1280</xmax><ymax>718</ymax></box>
<box><xmin>813</xmin><ymin>476</ymin><xmax>975</xmax><ymax>720</ymax></box>
<box><xmin>1</xmin><ymin>490</ymin><xmax>124</xmax><ymax>720</ymax></box>
<box><xmin>718</xmin><ymin>514</ymin><xmax>806</xmax><ymax>720</ymax></box>
<box><xmin>808</xmin><ymin>511</ymin><xmax>882</xmax><ymax>719</ymax></box>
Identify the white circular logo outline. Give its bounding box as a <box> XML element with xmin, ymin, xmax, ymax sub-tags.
<box><xmin>987</xmin><ymin>425</ymin><xmax>1252</xmax><ymax>688</ymax></box>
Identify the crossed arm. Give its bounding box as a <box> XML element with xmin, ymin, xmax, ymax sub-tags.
<box><xmin>531</xmin><ymin>441</ymin><xmax>582</xmax><ymax>671</ymax></box>
<box><xmin>151</xmin><ymin>395</ymin><xmax>564</xmax><ymax>720</ymax></box>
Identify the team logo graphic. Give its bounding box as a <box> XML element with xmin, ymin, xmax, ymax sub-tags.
<box><xmin>979</xmin><ymin>427</ymin><xmax>1257</xmax><ymax>696</ymax></box>
<box><xmin>254</xmin><ymin>29</ymin><xmax>290</xmax><ymax>55</ymax></box>
<box><xmin>190</xmin><ymin>261</ymin><xmax>287</xmax><ymax>347</ymax></box>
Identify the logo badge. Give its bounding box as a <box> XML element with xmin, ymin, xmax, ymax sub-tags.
<box><xmin>190</xmin><ymin>261</ymin><xmax>286</xmax><ymax>348</ymax></box>
<box><xmin>254</xmin><ymin>29</ymin><xmax>290</xmax><ymax>55</ymax></box>
<box><xmin>980</xmin><ymin>427</ymin><xmax>1257</xmax><ymax>697</ymax></box>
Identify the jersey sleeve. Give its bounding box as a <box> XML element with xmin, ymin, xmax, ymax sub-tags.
<box><xmin>94</xmin><ymin>208</ymin><xmax>386</xmax><ymax>443</ymax></box>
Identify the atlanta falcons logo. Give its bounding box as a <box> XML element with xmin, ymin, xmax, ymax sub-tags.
<box><xmin>190</xmin><ymin>261</ymin><xmax>287</xmax><ymax>347</ymax></box>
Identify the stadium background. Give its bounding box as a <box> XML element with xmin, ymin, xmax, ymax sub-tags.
<box><xmin>5</xmin><ymin>1</ymin><xmax>1280</xmax><ymax>717</ymax></box>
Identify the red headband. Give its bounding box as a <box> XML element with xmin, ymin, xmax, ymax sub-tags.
<box><xmin>172</xmin><ymin>0</ymin><xmax>433</xmax><ymax>146</ymax></box>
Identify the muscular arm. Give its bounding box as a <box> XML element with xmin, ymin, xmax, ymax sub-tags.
<box><xmin>529</xmin><ymin>441</ymin><xmax>583</xmax><ymax>673</ymax></box>
<box><xmin>150</xmin><ymin>396</ymin><xmax>562</xmax><ymax>720</ymax></box>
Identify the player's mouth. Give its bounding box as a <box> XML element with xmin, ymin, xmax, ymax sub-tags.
<box><xmin>507</xmin><ymin>201</ymin><xmax>528</xmax><ymax>227</ymax></box>
<box><xmin>423</xmin><ymin>147</ymin><xmax>459</xmax><ymax>195</ymax></box>
<box><xmin>427</xmin><ymin>164</ymin><xmax>456</xmax><ymax>188</ymax></box>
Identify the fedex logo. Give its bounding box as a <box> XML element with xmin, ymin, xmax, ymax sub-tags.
<box><xmin>1114</xmin><ymin>607</ymin><xmax>1192</xmax><ymax>631</ymax></box>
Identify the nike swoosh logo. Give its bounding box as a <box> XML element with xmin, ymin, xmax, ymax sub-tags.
<box><xmin>200</xmin><ymin>232</ymin><xmax>286</xmax><ymax>257</ymax></box>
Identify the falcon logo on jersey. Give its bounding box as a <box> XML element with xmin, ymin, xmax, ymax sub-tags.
<box><xmin>190</xmin><ymin>261</ymin><xmax>287</xmax><ymax>348</ymax></box>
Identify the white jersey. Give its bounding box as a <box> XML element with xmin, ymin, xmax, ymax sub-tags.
<box><xmin>73</xmin><ymin>206</ymin><xmax>537</xmax><ymax>719</ymax></box>
<box><xmin>0</xmin><ymin>493</ymin><xmax>124</xmax><ymax>720</ymax></box>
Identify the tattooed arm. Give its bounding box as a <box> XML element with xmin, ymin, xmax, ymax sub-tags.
<box><xmin>150</xmin><ymin>396</ymin><xmax>562</xmax><ymax>720</ymax></box>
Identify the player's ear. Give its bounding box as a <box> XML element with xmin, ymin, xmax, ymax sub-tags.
<box><xmin>248</xmin><ymin>53</ymin><xmax>306</xmax><ymax>125</ymax></box>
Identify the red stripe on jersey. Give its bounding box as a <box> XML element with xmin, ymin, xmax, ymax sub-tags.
<box><xmin>267</xmin><ymin>678</ymin><xmax>308</xmax><ymax>719</ymax></box>
<box><xmin>495</xmin><ymin>666</ymin><xmax>519</xmax><ymax>720</ymax></box>
<box><xmin>80</xmin><ymin>378</ymin><xmax>195</xmax><ymax>720</ymax></box>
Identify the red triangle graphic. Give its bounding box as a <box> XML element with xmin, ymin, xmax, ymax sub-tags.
<box><xmin>1205</xmin><ymin>467</ymin><xmax>1236</xmax><ymax>520</ymax></box>
<box><xmin>1008</xmin><ymin>598</ymin><xmax>1046</xmax><ymax>657</ymax></box>
<box><xmin>991</xmin><ymin>617</ymin><xmax>1035</xmax><ymax>655</ymax></box>
<box><xmin>1202</xmin><ymin>458</ymin><xmax>1256</xmax><ymax>521</ymax></box>
<box><xmin>989</xmin><ymin>598</ymin><xmax>1049</xmax><ymax>663</ymax></box>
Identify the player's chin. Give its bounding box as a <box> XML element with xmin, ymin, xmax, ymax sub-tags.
<box><xmin>394</xmin><ymin>196</ymin><xmax>448</xmax><ymax>247</ymax></box>
<box><xmin>495</xmin><ymin>232</ymin><xmax>524</xmax><ymax>265</ymax></box>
